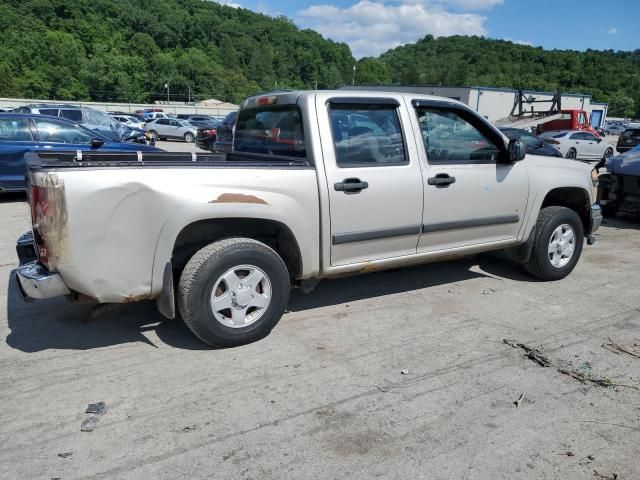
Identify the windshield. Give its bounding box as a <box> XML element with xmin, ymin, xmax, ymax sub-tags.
<box><xmin>234</xmin><ymin>106</ymin><xmax>305</xmax><ymax>158</ymax></box>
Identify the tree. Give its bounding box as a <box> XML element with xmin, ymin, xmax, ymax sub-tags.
<box><xmin>607</xmin><ymin>92</ymin><xmax>635</xmax><ymax>118</ymax></box>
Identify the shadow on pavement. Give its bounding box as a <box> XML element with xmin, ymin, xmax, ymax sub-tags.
<box><xmin>6</xmin><ymin>256</ymin><xmax>532</xmax><ymax>352</ymax></box>
<box><xmin>5</xmin><ymin>270</ymin><xmax>209</xmax><ymax>352</ymax></box>
<box><xmin>600</xmin><ymin>214</ymin><xmax>640</xmax><ymax>231</ymax></box>
<box><xmin>0</xmin><ymin>192</ymin><xmax>27</xmax><ymax>204</ymax></box>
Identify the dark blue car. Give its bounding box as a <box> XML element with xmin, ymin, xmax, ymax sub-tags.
<box><xmin>0</xmin><ymin>114</ymin><xmax>162</xmax><ymax>192</ymax></box>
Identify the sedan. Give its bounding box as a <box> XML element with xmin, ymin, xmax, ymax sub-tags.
<box><xmin>499</xmin><ymin>128</ymin><xmax>562</xmax><ymax>157</ymax></box>
<box><xmin>0</xmin><ymin>114</ymin><xmax>161</xmax><ymax>192</ymax></box>
<box><xmin>145</xmin><ymin>118</ymin><xmax>198</xmax><ymax>142</ymax></box>
<box><xmin>538</xmin><ymin>130</ymin><xmax>614</xmax><ymax>161</ymax></box>
<box><xmin>112</xmin><ymin>114</ymin><xmax>146</xmax><ymax>129</ymax></box>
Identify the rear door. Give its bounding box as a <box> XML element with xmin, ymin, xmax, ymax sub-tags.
<box><xmin>568</xmin><ymin>132</ymin><xmax>588</xmax><ymax>158</ymax></box>
<box><xmin>316</xmin><ymin>94</ymin><xmax>424</xmax><ymax>266</ymax></box>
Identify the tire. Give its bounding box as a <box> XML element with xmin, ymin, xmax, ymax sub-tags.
<box><xmin>523</xmin><ymin>206</ymin><xmax>584</xmax><ymax>281</ymax></box>
<box><xmin>184</xmin><ymin>132</ymin><xmax>195</xmax><ymax>143</ymax></box>
<box><xmin>602</xmin><ymin>148</ymin><xmax>613</xmax><ymax>161</ymax></box>
<box><xmin>565</xmin><ymin>148</ymin><xmax>577</xmax><ymax>159</ymax></box>
<box><xmin>148</xmin><ymin>130</ymin><xmax>158</xmax><ymax>141</ymax></box>
<box><xmin>177</xmin><ymin>238</ymin><xmax>290</xmax><ymax>347</ymax></box>
<box><xmin>601</xmin><ymin>202</ymin><xmax>618</xmax><ymax>218</ymax></box>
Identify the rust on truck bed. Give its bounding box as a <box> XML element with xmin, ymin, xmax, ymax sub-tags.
<box><xmin>210</xmin><ymin>193</ymin><xmax>268</xmax><ymax>205</ymax></box>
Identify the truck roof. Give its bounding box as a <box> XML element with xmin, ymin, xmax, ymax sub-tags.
<box><xmin>243</xmin><ymin>89</ymin><xmax>470</xmax><ymax>109</ymax></box>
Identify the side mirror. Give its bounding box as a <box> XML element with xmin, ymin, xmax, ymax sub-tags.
<box><xmin>507</xmin><ymin>139</ymin><xmax>526</xmax><ymax>162</ymax></box>
<box><xmin>91</xmin><ymin>138</ymin><xmax>105</xmax><ymax>148</ymax></box>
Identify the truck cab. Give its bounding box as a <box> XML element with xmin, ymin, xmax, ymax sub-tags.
<box><xmin>538</xmin><ymin>109</ymin><xmax>599</xmax><ymax>136</ymax></box>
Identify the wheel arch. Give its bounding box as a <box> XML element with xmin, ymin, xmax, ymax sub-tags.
<box><xmin>540</xmin><ymin>187</ymin><xmax>591</xmax><ymax>233</ymax></box>
<box><xmin>170</xmin><ymin>217</ymin><xmax>303</xmax><ymax>282</ymax></box>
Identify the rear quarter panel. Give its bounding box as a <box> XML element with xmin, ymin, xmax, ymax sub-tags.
<box><xmin>36</xmin><ymin>166</ymin><xmax>319</xmax><ymax>302</ymax></box>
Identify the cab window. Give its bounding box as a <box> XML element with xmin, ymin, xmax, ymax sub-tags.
<box><xmin>328</xmin><ymin>105</ymin><xmax>407</xmax><ymax>167</ymax></box>
<box><xmin>415</xmin><ymin>107</ymin><xmax>501</xmax><ymax>163</ymax></box>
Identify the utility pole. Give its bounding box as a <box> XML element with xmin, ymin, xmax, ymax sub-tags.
<box><xmin>188</xmin><ymin>85</ymin><xmax>191</xmax><ymax>104</ymax></box>
<box><xmin>314</xmin><ymin>80</ymin><xmax>318</xmax><ymax>90</ymax></box>
<box><xmin>352</xmin><ymin>65</ymin><xmax>356</xmax><ymax>85</ymax></box>
<box><xmin>165</xmin><ymin>82</ymin><xmax>170</xmax><ymax>102</ymax></box>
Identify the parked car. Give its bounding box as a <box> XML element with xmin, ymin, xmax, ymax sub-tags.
<box><xmin>606</xmin><ymin>124</ymin><xmax>626</xmax><ymax>135</ymax></box>
<box><xmin>0</xmin><ymin>113</ymin><xmax>161</xmax><ymax>192</ymax></box>
<box><xmin>195</xmin><ymin>122</ymin><xmax>219</xmax><ymax>151</ymax></box>
<box><xmin>199</xmin><ymin>110</ymin><xmax>237</xmax><ymax>153</ymax></box>
<box><xmin>14</xmin><ymin>104</ymin><xmax>147</xmax><ymax>144</ymax></box>
<box><xmin>144</xmin><ymin>118</ymin><xmax>198</xmax><ymax>142</ymax></box>
<box><xmin>177</xmin><ymin>114</ymin><xmax>217</xmax><ymax>124</ymax></box>
<box><xmin>616</xmin><ymin>127</ymin><xmax>640</xmax><ymax>153</ymax></box>
<box><xmin>144</xmin><ymin>112</ymin><xmax>174</xmax><ymax>120</ymax></box>
<box><xmin>111</xmin><ymin>114</ymin><xmax>146</xmax><ymax>129</ymax></box>
<box><xmin>539</xmin><ymin>130</ymin><xmax>614</xmax><ymax>161</ymax></box>
<box><xmin>499</xmin><ymin>128</ymin><xmax>562</xmax><ymax>157</ymax></box>
<box><xmin>597</xmin><ymin>147</ymin><xmax>640</xmax><ymax>217</ymax></box>
<box><xmin>14</xmin><ymin>90</ymin><xmax>601</xmax><ymax>347</ymax></box>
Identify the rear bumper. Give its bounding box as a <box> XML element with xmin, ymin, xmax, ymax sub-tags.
<box><xmin>15</xmin><ymin>231</ymin><xmax>70</xmax><ymax>300</ymax></box>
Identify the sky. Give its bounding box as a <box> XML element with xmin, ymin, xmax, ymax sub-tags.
<box><xmin>218</xmin><ymin>0</ymin><xmax>639</xmax><ymax>58</ymax></box>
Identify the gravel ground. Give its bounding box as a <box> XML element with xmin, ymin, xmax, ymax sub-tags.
<box><xmin>1</xmin><ymin>190</ymin><xmax>639</xmax><ymax>479</ymax></box>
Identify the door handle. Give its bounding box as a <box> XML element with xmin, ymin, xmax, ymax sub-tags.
<box><xmin>334</xmin><ymin>177</ymin><xmax>369</xmax><ymax>194</ymax></box>
<box><xmin>427</xmin><ymin>173</ymin><xmax>456</xmax><ymax>188</ymax></box>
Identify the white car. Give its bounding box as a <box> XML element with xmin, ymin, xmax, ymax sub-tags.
<box><xmin>111</xmin><ymin>114</ymin><xmax>146</xmax><ymax>129</ymax></box>
<box><xmin>539</xmin><ymin>130</ymin><xmax>614</xmax><ymax>161</ymax></box>
<box><xmin>144</xmin><ymin>118</ymin><xmax>197</xmax><ymax>142</ymax></box>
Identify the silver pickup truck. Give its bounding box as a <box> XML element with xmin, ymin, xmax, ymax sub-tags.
<box><xmin>15</xmin><ymin>90</ymin><xmax>602</xmax><ymax>347</ymax></box>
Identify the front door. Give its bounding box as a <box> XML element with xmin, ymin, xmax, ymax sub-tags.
<box><xmin>316</xmin><ymin>95</ymin><xmax>424</xmax><ymax>267</ymax></box>
<box><xmin>409</xmin><ymin>101</ymin><xmax>529</xmax><ymax>253</ymax></box>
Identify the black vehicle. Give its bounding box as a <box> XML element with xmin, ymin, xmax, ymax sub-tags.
<box><xmin>616</xmin><ymin>127</ymin><xmax>640</xmax><ymax>153</ymax></box>
<box><xmin>499</xmin><ymin>127</ymin><xmax>563</xmax><ymax>158</ymax></box>
<box><xmin>196</xmin><ymin>111</ymin><xmax>237</xmax><ymax>153</ymax></box>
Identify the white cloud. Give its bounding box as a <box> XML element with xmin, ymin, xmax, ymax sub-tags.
<box><xmin>607</xmin><ymin>27</ymin><xmax>618</xmax><ymax>35</ymax></box>
<box><xmin>298</xmin><ymin>0</ymin><xmax>489</xmax><ymax>58</ymax></box>
<box><xmin>505</xmin><ymin>38</ymin><xmax>533</xmax><ymax>46</ymax></box>
<box><xmin>441</xmin><ymin>0</ymin><xmax>503</xmax><ymax>9</ymax></box>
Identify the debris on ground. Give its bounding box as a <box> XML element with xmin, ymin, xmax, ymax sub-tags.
<box><xmin>504</xmin><ymin>339</ymin><xmax>639</xmax><ymax>390</ymax></box>
<box><xmin>557</xmin><ymin>451</ymin><xmax>575</xmax><ymax>457</ymax></box>
<box><xmin>602</xmin><ymin>339</ymin><xmax>640</xmax><ymax>359</ymax></box>
<box><xmin>81</xmin><ymin>416</ymin><xmax>100</xmax><ymax>432</ymax></box>
<box><xmin>557</xmin><ymin>368</ymin><xmax>639</xmax><ymax>391</ymax></box>
<box><xmin>593</xmin><ymin>470</ymin><xmax>618</xmax><ymax>480</ymax></box>
<box><xmin>57</xmin><ymin>452</ymin><xmax>72</xmax><ymax>458</ymax></box>
<box><xmin>503</xmin><ymin>339</ymin><xmax>551</xmax><ymax>367</ymax></box>
<box><xmin>400</xmin><ymin>369</ymin><xmax>409</xmax><ymax>375</ymax></box>
<box><xmin>86</xmin><ymin>401</ymin><xmax>107</xmax><ymax>416</ymax></box>
<box><xmin>481</xmin><ymin>288</ymin><xmax>497</xmax><ymax>295</ymax></box>
<box><xmin>513</xmin><ymin>392</ymin><xmax>525</xmax><ymax>407</ymax></box>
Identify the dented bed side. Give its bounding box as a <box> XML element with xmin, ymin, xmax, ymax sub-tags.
<box><xmin>31</xmin><ymin>166</ymin><xmax>320</xmax><ymax>303</ymax></box>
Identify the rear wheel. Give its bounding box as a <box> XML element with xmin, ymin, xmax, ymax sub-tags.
<box><xmin>184</xmin><ymin>132</ymin><xmax>195</xmax><ymax>143</ymax></box>
<box><xmin>148</xmin><ymin>130</ymin><xmax>158</xmax><ymax>141</ymax></box>
<box><xmin>565</xmin><ymin>148</ymin><xmax>577</xmax><ymax>159</ymax></box>
<box><xmin>177</xmin><ymin>238</ymin><xmax>290</xmax><ymax>347</ymax></box>
<box><xmin>523</xmin><ymin>206</ymin><xmax>584</xmax><ymax>281</ymax></box>
<box><xmin>602</xmin><ymin>147</ymin><xmax>613</xmax><ymax>161</ymax></box>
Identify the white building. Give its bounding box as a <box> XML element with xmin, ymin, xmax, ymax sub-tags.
<box><xmin>342</xmin><ymin>85</ymin><xmax>608</xmax><ymax>129</ymax></box>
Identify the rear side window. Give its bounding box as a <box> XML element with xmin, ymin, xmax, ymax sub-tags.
<box><xmin>60</xmin><ymin>109</ymin><xmax>83</xmax><ymax>122</ymax></box>
<box><xmin>328</xmin><ymin>105</ymin><xmax>406</xmax><ymax>167</ymax></box>
<box><xmin>234</xmin><ymin>106</ymin><xmax>305</xmax><ymax>158</ymax></box>
<box><xmin>622</xmin><ymin>129</ymin><xmax>640</xmax><ymax>139</ymax></box>
<box><xmin>39</xmin><ymin>109</ymin><xmax>59</xmax><ymax>117</ymax></box>
<box><xmin>0</xmin><ymin>118</ymin><xmax>32</xmax><ymax>141</ymax></box>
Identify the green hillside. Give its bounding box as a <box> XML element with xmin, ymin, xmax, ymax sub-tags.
<box><xmin>0</xmin><ymin>1</ymin><xmax>638</xmax><ymax>116</ymax></box>
<box><xmin>371</xmin><ymin>35</ymin><xmax>640</xmax><ymax>117</ymax></box>
<box><xmin>0</xmin><ymin>0</ymin><xmax>354</xmax><ymax>103</ymax></box>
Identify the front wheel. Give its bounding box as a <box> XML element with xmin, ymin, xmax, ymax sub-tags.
<box><xmin>565</xmin><ymin>148</ymin><xmax>577</xmax><ymax>159</ymax></box>
<box><xmin>523</xmin><ymin>206</ymin><xmax>584</xmax><ymax>281</ymax></box>
<box><xmin>177</xmin><ymin>238</ymin><xmax>290</xmax><ymax>347</ymax></box>
<box><xmin>602</xmin><ymin>147</ymin><xmax>613</xmax><ymax>161</ymax></box>
<box><xmin>148</xmin><ymin>130</ymin><xmax>158</xmax><ymax>141</ymax></box>
<box><xmin>184</xmin><ymin>132</ymin><xmax>195</xmax><ymax>143</ymax></box>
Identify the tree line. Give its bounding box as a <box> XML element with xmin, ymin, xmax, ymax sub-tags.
<box><xmin>0</xmin><ymin>1</ymin><xmax>638</xmax><ymax>117</ymax></box>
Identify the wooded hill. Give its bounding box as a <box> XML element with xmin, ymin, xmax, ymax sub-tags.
<box><xmin>0</xmin><ymin>1</ymin><xmax>638</xmax><ymax>116</ymax></box>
